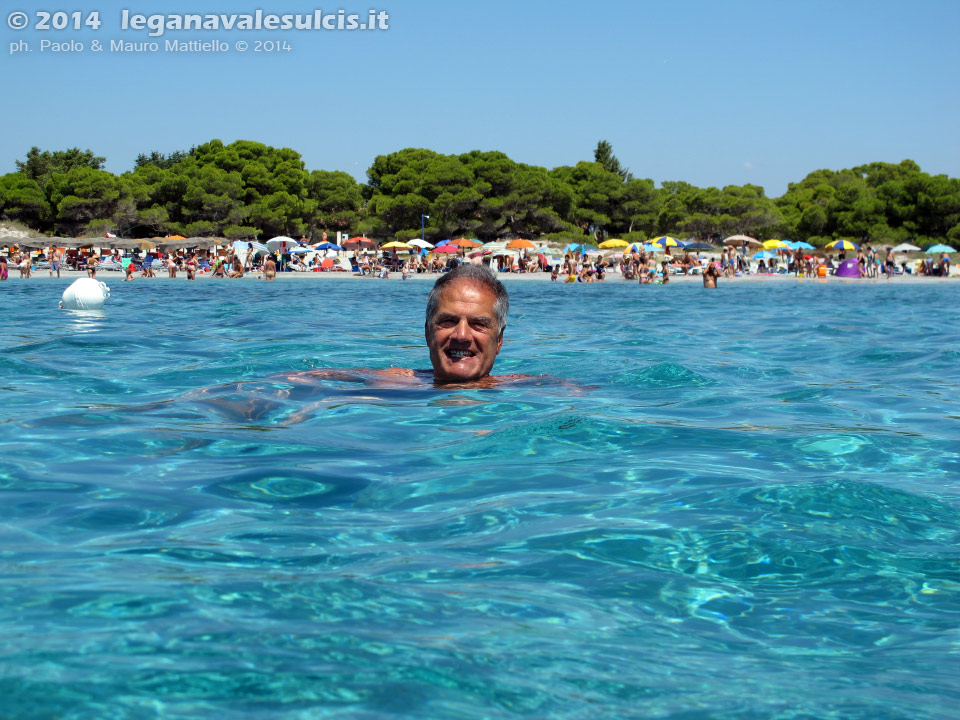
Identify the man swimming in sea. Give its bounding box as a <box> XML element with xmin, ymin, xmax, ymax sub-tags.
<box><xmin>284</xmin><ymin>265</ymin><xmax>533</xmax><ymax>389</ymax></box>
<box><xmin>327</xmin><ymin>264</ymin><xmax>515</xmax><ymax>387</ymax></box>
<box><xmin>137</xmin><ymin>265</ymin><xmax>581</xmax><ymax>425</ymax></box>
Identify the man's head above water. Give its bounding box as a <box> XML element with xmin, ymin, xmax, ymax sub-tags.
<box><xmin>425</xmin><ymin>265</ymin><xmax>509</xmax><ymax>383</ymax></box>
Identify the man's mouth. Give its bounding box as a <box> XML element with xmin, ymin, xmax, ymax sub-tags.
<box><xmin>446</xmin><ymin>349</ymin><xmax>474</xmax><ymax>360</ymax></box>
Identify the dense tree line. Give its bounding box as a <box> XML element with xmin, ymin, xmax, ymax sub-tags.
<box><xmin>1</xmin><ymin>140</ymin><xmax>957</xmax><ymax>247</ymax></box>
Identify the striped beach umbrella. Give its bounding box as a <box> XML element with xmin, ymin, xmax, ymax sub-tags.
<box><xmin>650</xmin><ymin>236</ymin><xmax>684</xmax><ymax>248</ymax></box>
<box><xmin>824</xmin><ymin>239</ymin><xmax>860</xmax><ymax>251</ymax></box>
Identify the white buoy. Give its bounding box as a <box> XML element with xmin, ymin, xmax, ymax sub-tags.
<box><xmin>60</xmin><ymin>278</ymin><xmax>111</xmax><ymax>310</ymax></box>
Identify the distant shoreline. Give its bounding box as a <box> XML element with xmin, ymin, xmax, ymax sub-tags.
<box><xmin>5</xmin><ymin>269</ymin><xmax>956</xmax><ymax>285</ymax></box>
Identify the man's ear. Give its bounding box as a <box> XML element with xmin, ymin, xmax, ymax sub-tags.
<box><xmin>496</xmin><ymin>325</ymin><xmax>505</xmax><ymax>353</ymax></box>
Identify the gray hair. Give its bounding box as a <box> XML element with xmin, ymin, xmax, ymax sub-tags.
<box><xmin>425</xmin><ymin>264</ymin><xmax>509</xmax><ymax>332</ymax></box>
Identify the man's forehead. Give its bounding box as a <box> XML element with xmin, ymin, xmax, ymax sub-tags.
<box><xmin>436</xmin><ymin>279</ymin><xmax>496</xmax><ymax>305</ymax></box>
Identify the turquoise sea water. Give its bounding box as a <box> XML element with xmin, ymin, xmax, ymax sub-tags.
<box><xmin>1</xmin><ymin>277</ymin><xmax>959</xmax><ymax>719</ymax></box>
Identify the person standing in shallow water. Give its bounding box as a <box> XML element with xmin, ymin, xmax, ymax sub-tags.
<box><xmin>703</xmin><ymin>263</ymin><xmax>720</xmax><ymax>288</ymax></box>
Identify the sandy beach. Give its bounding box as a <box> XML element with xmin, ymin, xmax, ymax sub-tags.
<box><xmin>6</xmin><ymin>267</ymin><xmax>956</xmax><ymax>285</ymax></box>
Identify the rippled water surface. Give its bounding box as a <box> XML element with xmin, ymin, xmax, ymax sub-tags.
<box><xmin>2</xmin><ymin>277</ymin><xmax>959</xmax><ymax>719</ymax></box>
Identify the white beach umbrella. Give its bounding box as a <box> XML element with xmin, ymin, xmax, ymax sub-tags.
<box><xmin>266</xmin><ymin>236</ymin><xmax>299</xmax><ymax>252</ymax></box>
<box><xmin>890</xmin><ymin>243</ymin><xmax>921</xmax><ymax>253</ymax></box>
<box><xmin>408</xmin><ymin>238</ymin><xmax>434</xmax><ymax>249</ymax></box>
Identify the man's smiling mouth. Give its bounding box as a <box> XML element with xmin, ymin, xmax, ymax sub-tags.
<box><xmin>447</xmin><ymin>349</ymin><xmax>475</xmax><ymax>359</ymax></box>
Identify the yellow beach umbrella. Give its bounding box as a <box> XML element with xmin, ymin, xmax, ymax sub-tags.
<box><xmin>599</xmin><ymin>238</ymin><xmax>629</xmax><ymax>248</ymax></box>
<box><xmin>381</xmin><ymin>241</ymin><xmax>412</xmax><ymax>249</ymax></box>
<box><xmin>762</xmin><ymin>239</ymin><xmax>791</xmax><ymax>249</ymax></box>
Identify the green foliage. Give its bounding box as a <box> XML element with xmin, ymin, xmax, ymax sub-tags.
<box><xmin>594</xmin><ymin>140</ymin><xmax>631</xmax><ymax>182</ymax></box>
<box><xmin>16</xmin><ymin>146</ymin><xmax>105</xmax><ymax>188</ymax></box>
<box><xmin>86</xmin><ymin>218</ymin><xmax>118</xmax><ymax>236</ymax></box>
<box><xmin>135</xmin><ymin>149</ymin><xmax>191</xmax><ymax>169</ymax></box>
<box><xmin>45</xmin><ymin>167</ymin><xmax>122</xmax><ymax>235</ymax></box>
<box><xmin>222</xmin><ymin>224</ymin><xmax>260</xmax><ymax>239</ymax></box>
<box><xmin>13</xmin><ymin>142</ymin><xmax>958</xmax><ymax>248</ymax></box>
<box><xmin>0</xmin><ymin>172</ymin><xmax>46</xmax><ymax>226</ymax></box>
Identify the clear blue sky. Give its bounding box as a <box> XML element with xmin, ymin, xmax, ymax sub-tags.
<box><xmin>2</xmin><ymin>0</ymin><xmax>957</xmax><ymax>197</ymax></box>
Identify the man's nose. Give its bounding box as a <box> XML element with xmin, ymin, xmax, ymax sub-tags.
<box><xmin>452</xmin><ymin>319</ymin><xmax>471</xmax><ymax>339</ymax></box>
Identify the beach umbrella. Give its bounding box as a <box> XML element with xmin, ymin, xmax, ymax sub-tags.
<box><xmin>266</xmin><ymin>236</ymin><xmax>299</xmax><ymax>252</ymax></box>
<box><xmin>762</xmin><ymin>239</ymin><xmax>791</xmax><ymax>250</ymax></box>
<box><xmin>650</xmin><ymin>236</ymin><xmax>683</xmax><ymax>248</ymax></box>
<box><xmin>232</xmin><ymin>240</ymin><xmax>270</xmax><ymax>256</ymax></box>
<box><xmin>598</xmin><ymin>238</ymin><xmax>629</xmax><ymax>248</ymax></box>
<box><xmin>576</xmin><ymin>243</ymin><xmax>601</xmax><ymax>254</ymax></box>
<box><xmin>787</xmin><ymin>240</ymin><xmax>815</xmax><ymax>250</ymax></box>
<box><xmin>101</xmin><ymin>237</ymin><xmax>139</xmax><ymax>249</ymax></box>
<box><xmin>925</xmin><ymin>244</ymin><xmax>956</xmax><ymax>253</ymax></box>
<box><xmin>723</xmin><ymin>235</ymin><xmax>761</xmax><ymax>246</ymax></box>
<box><xmin>380</xmin><ymin>241</ymin><xmax>412</xmax><ymax>250</ymax></box>
<box><xmin>314</xmin><ymin>242</ymin><xmax>343</xmax><ymax>250</ymax></box>
<box><xmin>506</xmin><ymin>239</ymin><xmax>536</xmax><ymax>249</ymax></box>
<box><xmin>824</xmin><ymin>239</ymin><xmax>860</xmax><ymax>251</ymax></box>
<box><xmin>12</xmin><ymin>237</ymin><xmax>55</xmax><ymax>249</ymax></box>
<box><xmin>289</xmin><ymin>247</ymin><xmax>311</xmax><ymax>254</ymax></box>
<box><xmin>752</xmin><ymin>250</ymin><xmax>778</xmax><ymax>260</ymax></box>
<box><xmin>891</xmin><ymin>243</ymin><xmax>921</xmax><ymax>253</ymax></box>
<box><xmin>80</xmin><ymin>236</ymin><xmax>115</xmax><ymax>247</ymax></box>
<box><xmin>343</xmin><ymin>236</ymin><xmax>376</xmax><ymax>250</ymax></box>
<box><xmin>682</xmin><ymin>241</ymin><xmax>716</xmax><ymax>251</ymax></box>
<box><xmin>432</xmin><ymin>244</ymin><xmax>459</xmax><ymax>254</ymax></box>
<box><xmin>408</xmin><ymin>238</ymin><xmax>434</xmax><ymax>249</ymax></box>
<box><xmin>180</xmin><ymin>236</ymin><xmax>222</xmax><ymax>249</ymax></box>
<box><xmin>450</xmin><ymin>238</ymin><xmax>482</xmax><ymax>248</ymax></box>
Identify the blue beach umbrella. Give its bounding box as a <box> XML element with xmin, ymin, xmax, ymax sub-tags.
<box><xmin>925</xmin><ymin>244</ymin><xmax>956</xmax><ymax>253</ymax></box>
<box><xmin>752</xmin><ymin>250</ymin><xmax>778</xmax><ymax>260</ymax></box>
<box><xmin>315</xmin><ymin>242</ymin><xmax>343</xmax><ymax>251</ymax></box>
<box><xmin>787</xmin><ymin>240</ymin><xmax>815</xmax><ymax>250</ymax></box>
<box><xmin>564</xmin><ymin>243</ymin><xmax>599</xmax><ymax>254</ymax></box>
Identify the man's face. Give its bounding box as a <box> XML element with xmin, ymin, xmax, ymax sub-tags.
<box><xmin>425</xmin><ymin>280</ymin><xmax>504</xmax><ymax>383</ymax></box>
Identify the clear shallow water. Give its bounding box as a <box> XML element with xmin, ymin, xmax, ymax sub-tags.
<box><xmin>2</xmin><ymin>277</ymin><xmax>959</xmax><ymax>719</ymax></box>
